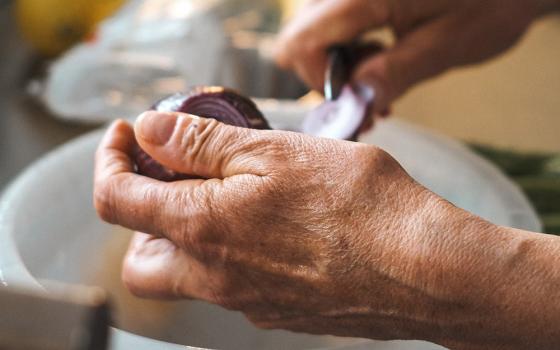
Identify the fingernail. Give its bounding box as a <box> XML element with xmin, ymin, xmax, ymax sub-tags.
<box><xmin>136</xmin><ymin>111</ymin><xmax>177</xmax><ymax>145</ymax></box>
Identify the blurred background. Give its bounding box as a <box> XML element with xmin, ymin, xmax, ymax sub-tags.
<box><xmin>0</xmin><ymin>0</ymin><xmax>559</xmax><ymax>232</ymax></box>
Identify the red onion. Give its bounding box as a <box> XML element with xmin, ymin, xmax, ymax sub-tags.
<box><xmin>135</xmin><ymin>86</ymin><xmax>270</xmax><ymax>182</ymax></box>
<box><xmin>303</xmin><ymin>42</ymin><xmax>382</xmax><ymax>141</ymax></box>
<box><xmin>303</xmin><ymin>84</ymin><xmax>372</xmax><ymax>141</ymax></box>
<box><xmin>136</xmin><ymin>80</ymin><xmax>375</xmax><ymax>181</ymax></box>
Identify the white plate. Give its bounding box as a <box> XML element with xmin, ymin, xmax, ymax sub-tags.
<box><xmin>0</xmin><ymin>102</ymin><xmax>539</xmax><ymax>350</ymax></box>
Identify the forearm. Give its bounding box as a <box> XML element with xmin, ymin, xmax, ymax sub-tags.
<box><xmin>404</xmin><ymin>199</ymin><xmax>560</xmax><ymax>349</ymax></box>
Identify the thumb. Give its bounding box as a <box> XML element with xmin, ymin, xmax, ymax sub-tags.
<box><xmin>134</xmin><ymin>111</ymin><xmax>272</xmax><ymax>179</ymax></box>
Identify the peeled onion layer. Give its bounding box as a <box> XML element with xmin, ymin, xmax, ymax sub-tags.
<box><xmin>302</xmin><ymin>84</ymin><xmax>372</xmax><ymax>141</ymax></box>
<box><xmin>135</xmin><ymin>86</ymin><xmax>270</xmax><ymax>182</ymax></box>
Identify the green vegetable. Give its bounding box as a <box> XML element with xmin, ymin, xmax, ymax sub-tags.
<box><xmin>515</xmin><ymin>176</ymin><xmax>560</xmax><ymax>214</ymax></box>
<box><xmin>469</xmin><ymin>144</ymin><xmax>552</xmax><ymax>176</ymax></box>
<box><xmin>469</xmin><ymin>143</ymin><xmax>560</xmax><ymax>235</ymax></box>
<box><xmin>542</xmin><ymin>214</ymin><xmax>560</xmax><ymax>235</ymax></box>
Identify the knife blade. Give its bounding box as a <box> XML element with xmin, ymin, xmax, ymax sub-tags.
<box><xmin>323</xmin><ymin>42</ymin><xmax>383</xmax><ymax>101</ymax></box>
<box><xmin>324</xmin><ymin>45</ymin><xmax>351</xmax><ymax>101</ymax></box>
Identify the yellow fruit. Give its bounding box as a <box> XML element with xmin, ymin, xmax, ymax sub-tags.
<box><xmin>16</xmin><ymin>0</ymin><xmax>124</xmax><ymax>56</ymax></box>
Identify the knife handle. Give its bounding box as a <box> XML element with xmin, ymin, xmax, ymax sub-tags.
<box><xmin>325</xmin><ymin>41</ymin><xmax>383</xmax><ymax>100</ymax></box>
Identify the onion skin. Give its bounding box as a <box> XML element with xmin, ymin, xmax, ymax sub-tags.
<box><xmin>135</xmin><ymin>86</ymin><xmax>270</xmax><ymax>182</ymax></box>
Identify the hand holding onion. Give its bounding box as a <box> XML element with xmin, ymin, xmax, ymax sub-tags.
<box><xmin>92</xmin><ymin>0</ymin><xmax>560</xmax><ymax>346</ymax></box>
<box><xmin>95</xmin><ymin>111</ymin><xmax>445</xmax><ymax>338</ymax></box>
<box><xmin>134</xmin><ymin>87</ymin><xmax>270</xmax><ymax>182</ymax></box>
<box><xmin>95</xmin><ymin>102</ymin><xmax>560</xmax><ymax>348</ymax></box>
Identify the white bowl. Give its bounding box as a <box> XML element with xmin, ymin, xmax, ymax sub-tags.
<box><xmin>0</xmin><ymin>102</ymin><xmax>539</xmax><ymax>350</ymax></box>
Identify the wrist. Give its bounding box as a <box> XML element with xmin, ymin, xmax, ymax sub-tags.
<box><xmin>390</xmin><ymin>198</ymin><xmax>500</xmax><ymax>341</ymax></box>
<box><xmin>377</xmin><ymin>188</ymin><xmax>513</xmax><ymax>342</ymax></box>
<box><xmin>407</xmin><ymin>202</ymin><xmax>560</xmax><ymax>349</ymax></box>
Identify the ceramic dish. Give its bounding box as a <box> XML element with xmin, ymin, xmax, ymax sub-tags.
<box><xmin>0</xmin><ymin>101</ymin><xmax>539</xmax><ymax>350</ymax></box>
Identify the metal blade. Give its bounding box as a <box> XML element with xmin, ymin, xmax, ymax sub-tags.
<box><xmin>324</xmin><ymin>46</ymin><xmax>350</xmax><ymax>101</ymax></box>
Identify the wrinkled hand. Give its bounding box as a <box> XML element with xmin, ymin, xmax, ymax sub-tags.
<box><xmin>275</xmin><ymin>0</ymin><xmax>558</xmax><ymax>113</ymax></box>
<box><xmin>93</xmin><ymin>112</ymin><xmax>449</xmax><ymax>339</ymax></box>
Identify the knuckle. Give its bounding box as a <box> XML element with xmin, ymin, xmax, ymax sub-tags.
<box><xmin>143</xmin><ymin>185</ymin><xmax>173</xmax><ymax>231</ymax></box>
<box><xmin>93</xmin><ymin>178</ymin><xmax>117</xmax><ymax>224</ymax></box>
<box><xmin>182</xmin><ymin>218</ymin><xmax>209</xmax><ymax>255</ymax></box>
<box><xmin>372</xmin><ymin>146</ymin><xmax>398</xmax><ymax>170</ymax></box>
<box><xmin>176</xmin><ymin>193</ymin><xmax>214</xmax><ymax>250</ymax></box>
<box><xmin>140</xmin><ymin>187</ymin><xmax>193</xmax><ymax>243</ymax></box>
<box><xmin>355</xmin><ymin>144</ymin><xmax>394</xmax><ymax>170</ymax></box>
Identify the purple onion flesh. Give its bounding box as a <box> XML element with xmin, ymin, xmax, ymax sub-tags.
<box><xmin>303</xmin><ymin>84</ymin><xmax>372</xmax><ymax>141</ymax></box>
<box><xmin>135</xmin><ymin>86</ymin><xmax>270</xmax><ymax>182</ymax></box>
<box><xmin>303</xmin><ymin>42</ymin><xmax>382</xmax><ymax>141</ymax></box>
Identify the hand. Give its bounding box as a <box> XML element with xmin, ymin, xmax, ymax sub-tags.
<box><xmin>275</xmin><ymin>0</ymin><xmax>559</xmax><ymax>113</ymax></box>
<box><xmin>93</xmin><ymin>112</ymin><xmax>447</xmax><ymax>339</ymax></box>
<box><xmin>94</xmin><ymin>113</ymin><xmax>560</xmax><ymax>349</ymax></box>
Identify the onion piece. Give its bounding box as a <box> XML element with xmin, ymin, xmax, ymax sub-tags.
<box><xmin>302</xmin><ymin>84</ymin><xmax>373</xmax><ymax>141</ymax></box>
<box><xmin>135</xmin><ymin>86</ymin><xmax>270</xmax><ymax>182</ymax></box>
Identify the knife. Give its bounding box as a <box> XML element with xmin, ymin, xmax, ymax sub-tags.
<box><xmin>323</xmin><ymin>42</ymin><xmax>383</xmax><ymax>101</ymax></box>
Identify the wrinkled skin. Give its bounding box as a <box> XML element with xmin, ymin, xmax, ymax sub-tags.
<box><xmin>93</xmin><ymin>1</ymin><xmax>560</xmax><ymax>348</ymax></box>
<box><xmin>95</xmin><ymin>113</ymin><xmax>443</xmax><ymax>337</ymax></box>
<box><xmin>95</xmin><ymin>113</ymin><xmax>560</xmax><ymax>349</ymax></box>
<box><xmin>275</xmin><ymin>0</ymin><xmax>560</xmax><ymax>114</ymax></box>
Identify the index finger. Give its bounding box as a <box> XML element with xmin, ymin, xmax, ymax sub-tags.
<box><xmin>94</xmin><ymin>120</ymin><xmax>210</xmax><ymax>244</ymax></box>
<box><xmin>95</xmin><ymin>119</ymin><xmax>137</xmax><ymax>177</ymax></box>
<box><xmin>275</xmin><ymin>0</ymin><xmax>389</xmax><ymax>89</ymax></box>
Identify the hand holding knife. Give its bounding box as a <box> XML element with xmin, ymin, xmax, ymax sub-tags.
<box><xmin>303</xmin><ymin>41</ymin><xmax>384</xmax><ymax>141</ymax></box>
<box><xmin>324</xmin><ymin>42</ymin><xmax>384</xmax><ymax>101</ymax></box>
